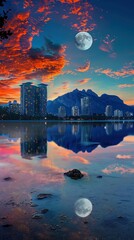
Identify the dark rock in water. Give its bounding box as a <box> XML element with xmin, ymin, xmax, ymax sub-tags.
<box><xmin>2</xmin><ymin>224</ymin><xmax>12</xmax><ymax>227</ymax></box>
<box><xmin>41</xmin><ymin>209</ymin><xmax>48</xmax><ymax>214</ymax></box>
<box><xmin>32</xmin><ymin>214</ymin><xmax>43</xmax><ymax>219</ymax></box>
<box><xmin>97</xmin><ymin>175</ymin><xmax>103</xmax><ymax>178</ymax></box>
<box><xmin>64</xmin><ymin>169</ymin><xmax>84</xmax><ymax>180</ymax></box>
<box><xmin>118</xmin><ymin>216</ymin><xmax>124</xmax><ymax>219</ymax></box>
<box><xmin>37</xmin><ymin>193</ymin><xmax>52</xmax><ymax>200</ymax></box>
<box><xmin>3</xmin><ymin>177</ymin><xmax>13</xmax><ymax>181</ymax></box>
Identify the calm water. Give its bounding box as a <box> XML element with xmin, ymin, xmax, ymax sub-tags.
<box><xmin>0</xmin><ymin>122</ymin><xmax>134</xmax><ymax>240</ymax></box>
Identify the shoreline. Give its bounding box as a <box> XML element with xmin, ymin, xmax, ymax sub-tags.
<box><xmin>0</xmin><ymin>119</ymin><xmax>134</xmax><ymax>123</ymax></box>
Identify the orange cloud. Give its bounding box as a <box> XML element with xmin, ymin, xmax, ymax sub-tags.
<box><xmin>0</xmin><ymin>0</ymin><xmax>97</xmax><ymax>103</ymax></box>
<box><xmin>60</xmin><ymin>70</ymin><xmax>75</xmax><ymax>75</ymax></box>
<box><xmin>118</xmin><ymin>84</ymin><xmax>134</xmax><ymax>88</ymax></box>
<box><xmin>17</xmin><ymin>11</ymin><xmax>30</xmax><ymax>21</ymax></box>
<box><xmin>76</xmin><ymin>61</ymin><xmax>90</xmax><ymax>72</ymax></box>
<box><xmin>60</xmin><ymin>1</ymin><xmax>96</xmax><ymax>32</ymax></box>
<box><xmin>23</xmin><ymin>0</ymin><xmax>34</xmax><ymax>9</ymax></box>
<box><xmin>0</xmin><ymin>7</ymin><xmax>67</xmax><ymax>103</ymax></box>
<box><xmin>77</xmin><ymin>78</ymin><xmax>91</xmax><ymax>85</ymax></box>
<box><xmin>95</xmin><ymin>64</ymin><xmax>134</xmax><ymax>79</ymax></box>
<box><xmin>62</xmin><ymin>81</ymin><xmax>70</xmax><ymax>90</ymax></box>
<box><xmin>60</xmin><ymin>0</ymin><xmax>80</xmax><ymax>3</ymax></box>
<box><xmin>51</xmin><ymin>81</ymin><xmax>70</xmax><ymax>99</ymax></box>
<box><xmin>62</xmin><ymin>14</ymin><xmax>69</xmax><ymax>19</ymax></box>
<box><xmin>99</xmin><ymin>34</ymin><xmax>115</xmax><ymax>53</ymax></box>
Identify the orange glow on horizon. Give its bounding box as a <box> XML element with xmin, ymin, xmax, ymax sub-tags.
<box><xmin>124</xmin><ymin>99</ymin><xmax>134</xmax><ymax>106</ymax></box>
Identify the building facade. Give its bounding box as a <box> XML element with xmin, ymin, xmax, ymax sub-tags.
<box><xmin>35</xmin><ymin>84</ymin><xmax>47</xmax><ymax>117</ymax></box>
<box><xmin>114</xmin><ymin>109</ymin><xmax>123</xmax><ymax>118</ymax></box>
<box><xmin>105</xmin><ymin>105</ymin><xmax>113</xmax><ymax>117</ymax></box>
<box><xmin>81</xmin><ymin>97</ymin><xmax>90</xmax><ymax>115</ymax></box>
<box><xmin>8</xmin><ymin>100</ymin><xmax>20</xmax><ymax>114</ymax></box>
<box><xmin>72</xmin><ymin>106</ymin><xmax>79</xmax><ymax>116</ymax></box>
<box><xmin>20</xmin><ymin>82</ymin><xmax>47</xmax><ymax>117</ymax></box>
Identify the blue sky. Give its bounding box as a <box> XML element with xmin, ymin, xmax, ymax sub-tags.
<box><xmin>0</xmin><ymin>0</ymin><xmax>134</xmax><ymax>104</ymax></box>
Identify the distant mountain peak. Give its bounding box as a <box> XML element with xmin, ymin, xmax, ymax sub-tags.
<box><xmin>47</xmin><ymin>88</ymin><xmax>134</xmax><ymax>116</ymax></box>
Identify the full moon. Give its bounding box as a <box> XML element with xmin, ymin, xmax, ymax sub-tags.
<box><xmin>75</xmin><ymin>32</ymin><xmax>93</xmax><ymax>50</ymax></box>
<box><xmin>75</xmin><ymin>198</ymin><xmax>93</xmax><ymax>218</ymax></box>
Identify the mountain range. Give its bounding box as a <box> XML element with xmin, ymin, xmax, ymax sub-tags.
<box><xmin>47</xmin><ymin>89</ymin><xmax>134</xmax><ymax>116</ymax></box>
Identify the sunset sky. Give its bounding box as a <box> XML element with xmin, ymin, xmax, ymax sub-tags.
<box><xmin>0</xmin><ymin>0</ymin><xmax>134</xmax><ymax>105</ymax></box>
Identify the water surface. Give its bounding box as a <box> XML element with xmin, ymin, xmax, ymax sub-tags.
<box><xmin>0</xmin><ymin>122</ymin><xmax>134</xmax><ymax>240</ymax></box>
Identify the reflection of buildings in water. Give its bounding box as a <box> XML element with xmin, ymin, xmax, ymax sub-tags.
<box><xmin>114</xmin><ymin>123</ymin><xmax>123</xmax><ymax>131</ymax></box>
<box><xmin>105</xmin><ymin>123</ymin><xmax>114</xmax><ymax>135</ymax></box>
<box><xmin>8</xmin><ymin>137</ymin><xmax>20</xmax><ymax>142</ymax></box>
<box><xmin>81</xmin><ymin>125</ymin><xmax>93</xmax><ymax>146</ymax></box>
<box><xmin>126</xmin><ymin>122</ymin><xmax>133</xmax><ymax>129</ymax></box>
<box><xmin>58</xmin><ymin>124</ymin><xmax>66</xmax><ymax>135</ymax></box>
<box><xmin>20</xmin><ymin>125</ymin><xmax>47</xmax><ymax>160</ymax></box>
<box><xmin>72</xmin><ymin>124</ymin><xmax>79</xmax><ymax>135</ymax></box>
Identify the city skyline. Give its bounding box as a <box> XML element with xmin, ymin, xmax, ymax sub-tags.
<box><xmin>0</xmin><ymin>122</ymin><xmax>134</xmax><ymax>155</ymax></box>
<box><xmin>0</xmin><ymin>0</ymin><xmax>134</xmax><ymax>106</ymax></box>
<box><xmin>3</xmin><ymin>83</ymin><xmax>133</xmax><ymax>118</ymax></box>
<box><xmin>3</xmin><ymin>82</ymin><xmax>134</xmax><ymax>119</ymax></box>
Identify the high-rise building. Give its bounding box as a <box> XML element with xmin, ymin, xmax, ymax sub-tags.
<box><xmin>20</xmin><ymin>82</ymin><xmax>36</xmax><ymax>116</ymax></box>
<box><xmin>114</xmin><ymin>109</ymin><xmax>123</xmax><ymax>118</ymax></box>
<box><xmin>20</xmin><ymin>82</ymin><xmax>47</xmax><ymax>117</ymax></box>
<box><xmin>35</xmin><ymin>84</ymin><xmax>47</xmax><ymax>117</ymax></box>
<box><xmin>8</xmin><ymin>100</ymin><xmax>20</xmax><ymax>114</ymax></box>
<box><xmin>58</xmin><ymin>106</ymin><xmax>66</xmax><ymax>118</ymax></box>
<box><xmin>105</xmin><ymin>105</ymin><xmax>113</xmax><ymax>117</ymax></box>
<box><xmin>81</xmin><ymin>97</ymin><xmax>90</xmax><ymax>115</ymax></box>
<box><xmin>72</xmin><ymin>106</ymin><xmax>79</xmax><ymax>116</ymax></box>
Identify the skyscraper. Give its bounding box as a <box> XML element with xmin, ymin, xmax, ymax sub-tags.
<box><xmin>72</xmin><ymin>106</ymin><xmax>79</xmax><ymax>116</ymax></box>
<box><xmin>20</xmin><ymin>82</ymin><xmax>47</xmax><ymax>117</ymax></box>
<box><xmin>20</xmin><ymin>82</ymin><xmax>36</xmax><ymax>116</ymax></box>
<box><xmin>81</xmin><ymin>97</ymin><xmax>89</xmax><ymax>115</ymax></box>
<box><xmin>35</xmin><ymin>84</ymin><xmax>47</xmax><ymax>117</ymax></box>
<box><xmin>105</xmin><ymin>105</ymin><xmax>113</xmax><ymax>117</ymax></box>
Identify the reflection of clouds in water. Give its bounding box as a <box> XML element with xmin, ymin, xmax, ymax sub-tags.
<box><xmin>103</xmin><ymin>164</ymin><xmax>134</xmax><ymax>174</ymax></box>
<box><xmin>124</xmin><ymin>136</ymin><xmax>134</xmax><ymax>143</ymax></box>
<box><xmin>0</xmin><ymin>162</ymin><xmax>11</xmax><ymax>167</ymax></box>
<box><xmin>116</xmin><ymin>154</ymin><xmax>134</xmax><ymax>159</ymax></box>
